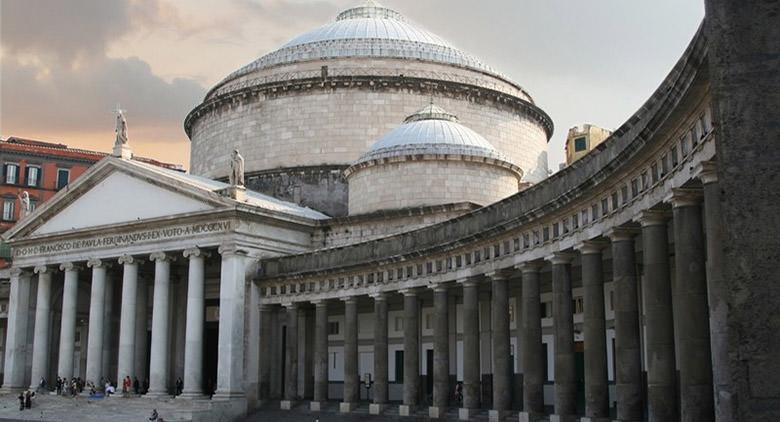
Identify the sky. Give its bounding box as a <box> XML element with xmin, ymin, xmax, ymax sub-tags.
<box><xmin>0</xmin><ymin>0</ymin><xmax>704</xmax><ymax>171</ymax></box>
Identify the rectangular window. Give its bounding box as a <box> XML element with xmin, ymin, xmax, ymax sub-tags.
<box><xmin>681</xmin><ymin>133</ymin><xmax>691</xmax><ymax>156</ymax></box>
<box><xmin>690</xmin><ymin>125</ymin><xmax>700</xmax><ymax>145</ymax></box>
<box><xmin>26</xmin><ymin>166</ymin><xmax>40</xmax><ymax>187</ymax></box>
<box><xmin>573</xmin><ymin>297</ymin><xmax>584</xmax><ymax>314</ymax></box>
<box><xmin>395</xmin><ymin>317</ymin><xmax>404</xmax><ymax>332</ymax></box>
<box><xmin>651</xmin><ymin>163</ymin><xmax>659</xmax><ymax>183</ymax></box>
<box><xmin>523</xmin><ymin>233</ymin><xmax>530</xmax><ymax>248</ymax></box>
<box><xmin>327</xmin><ymin>321</ymin><xmax>339</xmax><ymax>335</ymax></box>
<box><xmin>543</xmin><ymin>227</ymin><xmax>550</xmax><ymax>242</ymax></box>
<box><xmin>698</xmin><ymin>114</ymin><xmax>708</xmax><ymax>138</ymax></box>
<box><xmin>533</xmin><ymin>230</ymin><xmax>540</xmax><ymax>245</ymax></box>
<box><xmin>5</xmin><ymin>163</ymin><xmax>19</xmax><ymax>184</ymax></box>
<box><xmin>456</xmin><ymin>255</ymin><xmax>463</xmax><ymax>268</ymax></box>
<box><xmin>631</xmin><ymin>178</ymin><xmax>639</xmax><ymax>197</ymax></box>
<box><xmin>611</xmin><ymin>192</ymin><xmax>619</xmax><ymax>210</ymax></box>
<box><xmin>572</xmin><ymin>213</ymin><xmax>578</xmax><ymax>230</ymax></box>
<box><xmin>601</xmin><ymin>198</ymin><xmax>609</xmax><ymax>217</ymax></box>
<box><xmin>416</xmin><ymin>264</ymin><xmax>423</xmax><ymax>277</ymax></box>
<box><xmin>426</xmin><ymin>262</ymin><xmax>433</xmax><ymax>274</ymax></box>
<box><xmin>552</xmin><ymin>223</ymin><xmax>559</xmax><ymax>238</ymax></box>
<box><xmin>474</xmin><ymin>250</ymin><xmax>481</xmax><ymax>263</ymax></box>
<box><xmin>591</xmin><ymin>204</ymin><xmax>598</xmax><ymax>221</ymax></box>
<box><xmin>56</xmin><ymin>168</ymin><xmax>70</xmax><ymax>190</ymax></box>
<box><xmin>563</xmin><ymin>219</ymin><xmax>570</xmax><ymax>233</ymax></box>
<box><xmin>2</xmin><ymin>200</ymin><xmax>14</xmax><ymax>221</ymax></box>
<box><xmin>641</xmin><ymin>171</ymin><xmax>649</xmax><ymax>190</ymax></box>
<box><xmin>395</xmin><ymin>350</ymin><xmax>404</xmax><ymax>383</ymax></box>
<box><xmin>671</xmin><ymin>145</ymin><xmax>679</xmax><ymax>167</ymax></box>
<box><xmin>621</xmin><ymin>185</ymin><xmax>629</xmax><ymax>205</ymax></box>
<box><xmin>541</xmin><ymin>302</ymin><xmax>552</xmax><ymax>318</ymax></box>
<box><xmin>661</xmin><ymin>154</ymin><xmax>669</xmax><ymax>176</ymax></box>
<box><xmin>574</xmin><ymin>136</ymin><xmax>587</xmax><ymax>152</ymax></box>
<box><xmin>581</xmin><ymin>209</ymin><xmax>589</xmax><ymax>225</ymax></box>
<box><xmin>465</xmin><ymin>253</ymin><xmax>472</xmax><ymax>265</ymax></box>
<box><xmin>513</xmin><ymin>238</ymin><xmax>520</xmax><ymax>252</ymax></box>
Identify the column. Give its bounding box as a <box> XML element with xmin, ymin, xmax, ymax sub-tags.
<box><xmin>490</xmin><ymin>273</ymin><xmax>511</xmax><ymax>422</ymax></box>
<box><xmin>341</xmin><ymin>296</ymin><xmax>359</xmax><ymax>412</ymax></box>
<box><xmin>281</xmin><ymin>303</ymin><xmax>298</xmax><ymax>408</ymax></box>
<box><xmin>85</xmin><ymin>259</ymin><xmax>107</xmax><ymax>387</ymax></box>
<box><xmin>577</xmin><ymin>241</ymin><xmax>610</xmax><ymax>421</ymax></box>
<box><xmin>30</xmin><ymin>266</ymin><xmax>52</xmax><ymax>390</ymax></box>
<box><xmin>400</xmin><ymin>289</ymin><xmax>419</xmax><ymax>416</ymax></box>
<box><xmin>1</xmin><ymin>268</ymin><xmax>32</xmax><ymax>392</ymax></box>
<box><xmin>698</xmin><ymin>162</ymin><xmax>733</xmax><ymax>421</ymax></box>
<box><xmin>58</xmin><ymin>262</ymin><xmax>79</xmax><ymax>380</ymax></box>
<box><xmin>101</xmin><ymin>270</ymin><xmax>115</xmax><ymax>384</ymax></box>
<box><xmin>258</xmin><ymin>304</ymin><xmax>273</xmax><ymax>402</ymax></box>
<box><xmin>134</xmin><ymin>274</ymin><xmax>149</xmax><ymax>385</ymax></box>
<box><xmin>311</xmin><ymin>300</ymin><xmax>328</xmax><ymax>410</ymax></box>
<box><xmin>214</xmin><ymin>244</ymin><xmax>248</xmax><ymax>399</ymax></box>
<box><xmin>519</xmin><ymin>262</ymin><xmax>545</xmax><ymax>422</ymax></box>
<box><xmin>146</xmin><ymin>252</ymin><xmax>172</xmax><ymax>397</ymax></box>
<box><xmin>430</xmin><ymin>284</ymin><xmax>449</xmax><ymax>419</ymax></box>
<box><xmin>638</xmin><ymin>211</ymin><xmax>676</xmax><ymax>422</ymax></box>
<box><xmin>180</xmin><ymin>248</ymin><xmax>207</xmax><ymax>399</ymax></box>
<box><xmin>548</xmin><ymin>253</ymin><xmax>576</xmax><ymax>421</ymax></box>
<box><xmin>670</xmin><ymin>189</ymin><xmax>714</xmax><ymax>421</ymax></box>
<box><xmin>608</xmin><ymin>228</ymin><xmax>643</xmax><ymax>422</ymax></box>
<box><xmin>459</xmin><ymin>279</ymin><xmax>480</xmax><ymax>419</ymax></box>
<box><xmin>370</xmin><ymin>293</ymin><xmax>388</xmax><ymax>415</ymax></box>
<box><xmin>117</xmin><ymin>255</ymin><xmax>140</xmax><ymax>388</ymax></box>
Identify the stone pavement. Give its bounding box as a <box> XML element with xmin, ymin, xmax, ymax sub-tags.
<box><xmin>0</xmin><ymin>392</ymin><xmax>209</xmax><ymax>422</ymax></box>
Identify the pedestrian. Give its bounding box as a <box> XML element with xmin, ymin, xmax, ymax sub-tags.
<box><xmin>134</xmin><ymin>377</ymin><xmax>140</xmax><ymax>394</ymax></box>
<box><xmin>17</xmin><ymin>392</ymin><xmax>24</xmax><ymax>411</ymax></box>
<box><xmin>143</xmin><ymin>379</ymin><xmax>149</xmax><ymax>394</ymax></box>
<box><xmin>149</xmin><ymin>408</ymin><xmax>159</xmax><ymax>422</ymax></box>
<box><xmin>175</xmin><ymin>377</ymin><xmax>183</xmax><ymax>396</ymax></box>
<box><xmin>38</xmin><ymin>376</ymin><xmax>47</xmax><ymax>391</ymax></box>
<box><xmin>56</xmin><ymin>377</ymin><xmax>62</xmax><ymax>395</ymax></box>
<box><xmin>24</xmin><ymin>390</ymin><xmax>33</xmax><ymax>409</ymax></box>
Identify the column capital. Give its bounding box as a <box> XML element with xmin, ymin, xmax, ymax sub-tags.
<box><xmin>605</xmin><ymin>226</ymin><xmax>640</xmax><ymax>242</ymax></box>
<box><xmin>694</xmin><ymin>160</ymin><xmax>718</xmax><ymax>185</ymax></box>
<box><xmin>369</xmin><ymin>292</ymin><xmax>387</xmax><ymax>301</ymax></box>
<box><xmin>218</xmin><ymin>243</ymin><xmax>248</xmax><ymax>257</ymax></box>
<box><xmin>33</xmin><ymin>265</ymin><xmax>51</xmax><ymax>274</ymax></box>
<box><xmin>87</xmin><ymin>258</ymin><xmax>111</xmax><ymax>269</ymax></box>
<box><xmin>118</xmin><ymin>254</ymin><xmax>143</xmax><ymax>265</ymax></box>
<box><xmin>428</xmin><ymin>282</ymin><xmax>449</xmax><ymax>293</ymax></box>
<box><xmin>183</xmin><ymin>248</ymin><xmax>210</xmax><ymax>259</ymax></box>
<box><xmin>311</xmin><ymin>299</ymin><xmax>328</xmax><ymax>307</ymax></box>
<box><xmin>574</xmin><ymin>239</ymin><xmax>609</xmax><ymax>255</ymax></box>
<box><xmin>399</xmin><ymin>288</ymin><xmax>418</xmax><ymax>297</ymax></box>
<box><xmin>340</xmin><ymin>296</ymin><xmax>358</xmax><ymax>304</ymax></box>
<box><xmin>485</xmin><ymin>271</ymin><xmax>511</xmax><ymax>281</ymax></box>
<box><xmin>456</xmin><ymin>277</ymin><xmax>480</xmax><ymax>288</ymax></box>
<box><xmin>515</xmin><ymin>261</ymin><xmax>544</xmax><ymax>273</ymax></box>
<box><xmin>10</xmin><ymin>267</ymin><xmax>31</xmax><ymax>278</ymax></box>
<box><xmin>635</xmin><ymin>209</ymin><xmax>671</xmax><ymax>227</ymax></box>
<box><xmin>282</xmin><ymin>302</ymin><xmax>298</xmax><ymax>310</ymax></box>
<box><xmin>149</xmin><ymin>252</ymin><xmax>174</xmax><ymax>263</ymax></box>
<box><xmin>665</xmin><ymin>187</ymin><xmax>703</xmax><ymax>208</ymax></box>
<box><xmin>59</xmin><ymin>262</ymin><xmax>81</xmax><ymax>272</ymax></box>
<box><xmin>545</xmin><ymin>252</ymin><xmax>576</xmax><ymax>265</ymax></box>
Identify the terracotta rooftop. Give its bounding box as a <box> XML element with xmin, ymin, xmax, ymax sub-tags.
<box><xmin>1</xmin><ymin>136</ymin><xmax>184</xmax><ymax>171</ymax></box>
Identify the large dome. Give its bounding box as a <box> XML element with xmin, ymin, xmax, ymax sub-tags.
<box><xmin>218</xmin><ymin>0</ymin><xmax>502</xmax><ymax>90</ymax></box>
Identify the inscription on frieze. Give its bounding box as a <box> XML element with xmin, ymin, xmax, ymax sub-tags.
<box><xmin>14</xmin><ymin>221</ymin><xmax>232</xmax><ymax>257</ymax></box>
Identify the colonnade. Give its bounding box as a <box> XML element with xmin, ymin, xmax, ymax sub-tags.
<box><xmin>2</xmin><ymin>245</ymin><xmax>249</xmax><ymax>402</ymax></box>
<box><xmin>267</xmin><ymin>183</ymin><xmax>722</xmax><ymax>421</ymax></box>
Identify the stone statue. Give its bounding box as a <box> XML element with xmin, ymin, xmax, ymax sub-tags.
<box><xmin>18</xmin><ymin>191</ymin><xmax>31</xmax><ymax>218</ymax></box>
<box><xmin>115</xmin><ymin>107</ymin><xmax>128</xmax><ymax>146</ymax></box>
<box><xmin>229</xmin><ymin>149</ymin><xmax>245</xmax><ymax>187</ymax></box>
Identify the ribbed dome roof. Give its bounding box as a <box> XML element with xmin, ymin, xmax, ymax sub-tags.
<box><xmin>352</xmin><ymin>104</ymin><xmax>516</xmax><ymax>167</ymax></box>
<box><xmin>223</xmin><ymin>1</ymin><xmax>500</xmax><ymax>83</ymax></box>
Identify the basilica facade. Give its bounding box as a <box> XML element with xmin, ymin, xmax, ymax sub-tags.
<box><xmin>1</xmin><ymin>1</ymin><xmax>776</xmax><ymax>422</ymax></box>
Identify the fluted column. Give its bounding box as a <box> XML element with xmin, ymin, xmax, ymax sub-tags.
<box><xmin>281</xmin><ymin>302</ymin><xmax>299</xmax><ymax>408</ymax></box>
<box><xmin>58</xmin><ymin>262</ymin><xmax>80</xmax><ymax>380</ymax></box>
<box><xmin>258</xmin><ymin>304</ymin><xmax>273</xmax><ymax>402</ymax></box>
<box><xmin>400</xmin><ymin>289</ymin><xmax>420</xmax><ymax>416</ymax></box>
<box><xmin>608</xmin><ymin>227</ymin><xmax>643</xmax><ymax>422</ymax></box>
<box><xmin>698</xmin><ymin>162</ymin><xmax>733</xmax><ymax>421</ymax></box>
<box><xmin>637</xmin><ymin>210</ymin><xmax>676</xmax><ymax>422</ymax></box>
<box><xmin>430</xmin><ymin>284</ymin><xmax>450</xmax><ymax>418</ymax></box>
<box><xmin>310</xmin><ymin>300</ymin><xmax>328</xmax><ymax>410</ymax></box>
<box><xmin>518</xmin><ymin>262</ymin><xmax>545</xmax><ymax>422</ymax></box>
<box><xmin>490</xmin><ymin>273</ymin><xmax>511</xmax><ymax>421</ymax></box>
<box><xmin>548</xmin><ymin>252</ymin><xmax>576</xmax><ymax>421</ymax></box>
<box><xmin>180</xmin><ymin>248</ymin><xmax>208</xmax><ymax>399</ymax></box>
<box><xmin>146</xmin><ymin>252</ymin><xmax>172</xmax><ymax>397</ymax></box>
<box><xmin>117</xmin><ymin>255</ymin><xmax>140</xmax><ymax>387</ymax></box>
<box><xmin>341</xmin><ymin>296</ymin><xmax>359</xmax><ymax>412</ymax></box>
<box><xmin>459</xmin><ymin>279</ymin><xmax>480</xmax><ymax>419</ymax></box>
<box><xmin>30</xmin><ymin>266</ymin><xmax>52</xmax><ymax>390</ymax></box>
<box><xmin>370</xmin><ymin>293</ymin><xmax>389</xmax><ymax>415</ymax></box>
<box><xmin>2</xmin><ymin>268</ymin><xmax>32</xmax><ymax>392</ymax></box>
<box><xmin>85</xmin><ymin>259</ymin><xmax>108</xmax><ymax>387</ymax></box>
<box><xmin>670</xmin><ymin>189</ymin><xmax>714</xmax><ymax>422</ymax></box>
<box><xmin>214</xmin><ymin>244</ymin><xmax>248</xmax><ymax>399</ymax></box>
<box><xmin>575</xmin><ymin>241</ymin><xmax>609</xmax><ymax>421</ymax></box>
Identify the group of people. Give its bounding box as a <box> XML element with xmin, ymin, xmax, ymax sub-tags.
<box><xmin>54</xmin><ymin>376</ymin><xmax>85</xmax><ymax>396</ymax></box>
<box><xmin>120</xmin><ymin>375</ymin><xmax>149</xmax><ymax>395</ymax></box>
<box><xmin>16</xmin><ymin>390</ymin><xmax>35</xmax><ymax>411</ymax></box>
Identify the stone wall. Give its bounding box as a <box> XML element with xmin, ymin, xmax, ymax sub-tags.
<box><xmin>347</xmin><ymin>159</ymin><xmax>520</xmax><ymax>215</ymax></box>
<box><xmin>245</xmin><ymin>166</ymin><xmax>348</xmax><ymax>217</ymax></box>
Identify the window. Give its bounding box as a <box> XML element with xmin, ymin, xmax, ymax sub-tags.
<box><xmin>573</xmin><ymin>297</ymin><xmax>584</xmax><ymax>314</ymax></box>
<box><xmin>56</xmin><ymin>168</ymin><xmax>70</xmax><ymax>190</ymax></box>
<box><xmin>671</xmin><ymin>146</ymin><xmax>679</xmax><ymax>167</ymax></box>
<box><xmin>533</xmin><ymin>230</ymin><xmax>540</xmax><ymax>245</ymax></box>
<box><xmin>513</xmin><ymin>238</ymin><xmax>520</xmax><ymax>252</ymax></box>
<box><xmin>552</xmin><ymin>223</ymin><xmax>559</xmax><ymax>238</ymax></box>
<box><xmin>425</xmin><ymin>313</ymin><xmax>432</xmax><ymax>329</ymax></box>
<box><xmin>641</xmin><ymin>171</ymin><xmax>649</xmax><ymax>191</ymax></box>
<box><xmin>541</xmin><ymin>301</ymin><xmax>552</xmax><ymax>318</ymax></box>
<box><xmin>631</xmin><ymin>178</ymin><xmax>639</xmax><ymax>197</ymax></box>
<box><xmin>572</xmin><ymin>213</ymin><xmax>579</xmax><ymax>230</ymax></box>
<box><xmin>698</xmin><ymin>114</ymin><xmax>708</xmax><ymax>138</ymax></box>
<box><xmin>609</xmin><ymin>291</ymin><xmax>615</xmax><ymax>311</ymax></box>
<box><xmin>611</xmin><ymin>192</ymin><xmax>619</xmax><ymax>210</ymax></box>
<box><xmin>563</xmin><ymin>218</ymin><xmax>570</xmax><ymax>233</ymax></box>
<box><xmin>328</xmin><ymin>321</ymin><xmax>339</xmax><ymax>335</ymax></box>
<box><xmin>474</xmin><ymin>250</ymin><xmax>481</xmax><ymax>263</ymax></box>
<box><xmin>574</xmin><ymin>137</ymin><xmax>587</xmax><ymax>152</ymax></box>
<box><xmin>621</xmin><ymin>185</ymin><xmax>629</xmax><ymax>205</ymax></box>
<box><xmin>601</xmin><ymin>198</ymin><xmax>609</xmax><ymax>217</ymax></box>
<box><xmin>394</xmin><ymin>316</ymin><xmax>404</xmax><ymax>332</ymax></box>
<box><xmin>543</xmin><ymin>227</ymin><xmax>550</xmax><ymax>242</ymax></box>
<box><xmin>26</xmin><ymin>166</ymin><xmax>41</xmax><ymax>187</ymax></box>
<box><xmin>661</xmin><ymin>154</ymin><xmax>669</xmax><ymax>176</ymax></box>
<box><xmin>2</xmin><ymin>200</ymin><xmax>14</xmax><ymax>221</ymax></box>
<box><xmin>591</xmin><ymin>204</ymin><xmax>599</xmax><ymax>221</ymax></box>
<box><xmin>581</xmin><ymin>209</ymin><xmax>589</xmax><ymax>226</ymax></box>
<box><xmin>690</xmin><ymin>125</ymin><xmax>700</xmax><ymax>145</ymax></box>
<box><xmin>651</xmin><ymin>163</ymin><xmax>659</xmax><ymax>183</ymax></box>
<box><xmin>4</xmin><ymin>163</ymin><xmax>19</xmax><ymax>184</ymax></box>
<box><xmin>395</xmin><ymin>350</ymin><xmax>404</xmax><ymax>382</ymax></box>
<box><xmin>523</xmin><ymin>233</ymin><xmax>530</xmax><ymax>249</ymax></box>
<box><xmin>681</xmin><ymin>133</ymin><xmax>691</xmax><ymax>156</ymax></box>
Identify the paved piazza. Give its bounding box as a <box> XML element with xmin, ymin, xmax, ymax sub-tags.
<box><xmin>1</xmin><ymin>1</ymin><xmax>777</xmax><ymax>422</ymax></box>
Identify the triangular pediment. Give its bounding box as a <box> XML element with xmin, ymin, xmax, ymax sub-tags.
<box><xmin>32</xmin><ymin>171</ymin><xmax>215</xmax><ymax>235</ymax></box>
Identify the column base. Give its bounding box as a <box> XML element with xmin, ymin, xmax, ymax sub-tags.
<box><xmin>339</xmin><ymin>402</ymin><xmax>357</xmax><ymax>413</ymax></box>
<box><xmin>489</xmin><ymin>409</ymin><xmax>508</xmax><ymax>422</ymax></box>
<box><xmin>369</xmin><ymin>403</ymin><xmax>387</xmax><ymax>415</ymax></box>
<box><xmin>144</xmin><ymin>390</ymin><xmax>170</xmax><ymax>399</ymax></box>
<box><xmin>310</xmin><ymin>401</ymin><xmax>326</xmax><ymax>411</ymax></box>
<box><xmin>0</xmin><ymin>386</ymin><xmax>25</xmax><ymax>394</ymax></box>
<box><xmin>399</xmin><ymin>404</ymin><xmax>415</xmax><ymax>416</ymax></box>
<box><xmin>429</xmin><ymin>406</ymin><xmax>446</xmax><ymax>418</ymax></box>
<box><xmin>550</xmin><ymin>415</ymin><xmax>578</xmax><ymax>422</ymax></box>
<box><xmin>280</xmin><ymin>400</ymin><xmax>295</xmax><ymax>410</ymax></box>
<box><xmin>459</xmin><ymin>408</ymin><xmax>477</xmax><ymax>420</ymax></box>
<box><xmin>518</xmin><ymin>411</ymin><xmax>546</xmax><ymax>422</ymax></box>
<box><xmin>212</xmin><ymin>390</ymin><xmax>245</xmax><ymax>401</ymax></box>
<box><xmin>178</xmin><ymin>391</ymin><xmax>208</xmax><ymax>400</ymax></box>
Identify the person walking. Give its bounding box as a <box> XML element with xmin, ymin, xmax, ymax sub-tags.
<box><xmin>24</xmin><ymin>390</ymin><xmax>33</xmax><ymax>409</ymax></box>
<box><xmin>17</xmin><ymin>392</ymin><xmax>24</xmax><ymax>411</ymax></box>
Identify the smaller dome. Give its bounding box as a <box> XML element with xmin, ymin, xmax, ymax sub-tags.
<box><xmin>352</xmin><ymin>104</ymin><xmax>514</xmax><ymax>166</ymax></box>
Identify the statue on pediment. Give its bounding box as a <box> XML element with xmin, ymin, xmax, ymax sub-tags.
<box><xmin>229</xmin><ymin>149</ymin><xmax>245</xmax><ymax>187</ymax></box>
